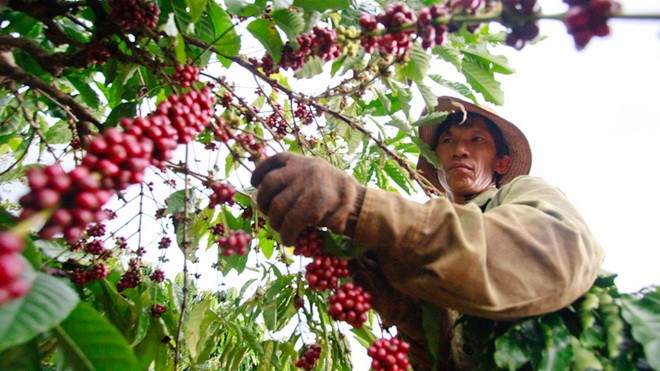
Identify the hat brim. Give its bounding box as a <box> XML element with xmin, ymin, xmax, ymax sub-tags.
<box><xmin>416</xmin><ymin>96</ymin><xmax>532</xmax><ymax>193</ymax></box>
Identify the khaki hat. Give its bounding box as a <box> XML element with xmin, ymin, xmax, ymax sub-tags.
<box><xmin>416</xmin><ymin>96</ymin><xmax>532</xmax><ymax>192</ymax></box>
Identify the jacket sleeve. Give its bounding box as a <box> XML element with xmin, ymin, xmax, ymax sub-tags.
<box><xmin>352</xmin><ymin>176</ymin><xmax>604</xmax><ymax>320</ymax></box>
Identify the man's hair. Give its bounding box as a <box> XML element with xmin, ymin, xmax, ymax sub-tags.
<box><xmin>433</xmin><ymin>113</ymin><xmax>510</xmax><ymax>185</ymax></box>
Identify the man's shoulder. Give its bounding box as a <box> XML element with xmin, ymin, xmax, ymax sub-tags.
<box><xmin>499</xmin><ymin>175</ymin><xmax>552</xmax><ymax>191</ymax></box>
<box><xmin>492</xmin><ymin>175</ymin><xmax>561</xmax><ymax>204</ymax></box>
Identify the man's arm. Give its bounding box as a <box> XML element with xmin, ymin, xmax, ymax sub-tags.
<box><xmin>353</xmin><ymin>176</ymin><xmax>604</xmax><ymax>320</ymax></box>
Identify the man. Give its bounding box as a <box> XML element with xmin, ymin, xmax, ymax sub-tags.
<box><xmin>251</xmin><ymin>96</ymin><xmax>604</xmax><ymax>369</ymax></box>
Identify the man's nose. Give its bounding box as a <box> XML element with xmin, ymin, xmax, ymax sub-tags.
<box><xmin>452</xmin><ymin>140</ymin><xmax>469</xmax><ymax>157</ymax></box>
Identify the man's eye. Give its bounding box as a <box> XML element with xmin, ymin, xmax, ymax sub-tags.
<box><xmin>440</xmin><ymin>137</ymin><xmax>452</xmax><ymax>144</ymax></box>
<box><xmin>472</xmin><ymin>136</ymin><xmax>483</xmax><ymax>142</ymax></box>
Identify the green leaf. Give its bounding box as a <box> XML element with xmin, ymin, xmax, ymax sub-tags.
<box><xmin>411</xmin><ymin>136</ymin><xmax>439</xmax><ymax>168</ymax></box>
<box><xmin>434</xmin><ymin>44</ymin><xmax>463</xmax><ymax>70</ymax></box>
<box><xmin>291</xmin><ymin>0</ymin><xmax>350</xmax><ymax>12</ymax></box>
<box><xmin>132</xmin><ymin>318</ymin><xmax>158</xmax><ymax>370</ymax></box>
<box><xmin>411</xmin><ymin>111</ymin><xmax>448</xmax><ymax>128</ymax></box>
<box><xmin>384</xmin><ymin>116</ymin><xmax>411</xmax><ymax>134</ymax></box>
<box><xmin>428</xmin><ymin>74</ymin><xmax>477</xmax><ymax>102</ymax></box>
<box><xmin>494</xmin><ymin>320</ymin><xmax>543</xmax><ymax>370</ymax></box>
<box><xmin>620</xmin><ymin>286</ymin><xmax>660</xmax><ymax>370</ymax></box>
<box><xmin>538</xmin><ymin>314</ymin><xmax>572</xmax><ymax>371</ymax></box>
<box><xmin>225</xmin><ymin>0</ymin><xmax>263</xmax><ymax>17</ymax></box>
<box><xmin>383</xmin><ymin>161</ymin><xmax>410</xmax><ymax>193</ymax></box>
<box><xmin>273</xmin><ymin>0</ymin><xmax>294</xmax><ymax>10</ymax></box>
<box><xmin>0</xmin><ymin>338</ymin><xmax>41</xmax><ymax>370</ymax></box>
<box><xmin>421</xmin><ymin>302</ymin><xmax>443</xmax><ymax>367</ymax></box>
<box><xmin>164</xmin><ymin>189</ymin><xmax>197</xmax><ymax>215</ymax></box>
<box><xmin>67</xmin><ymin>74</ymin><xmax>101</xmax><ymax>110</ymax></box>
<box><xmin>186</xmin><ymin>0</ymin><xmax>208</xmax><ymax>23</ymax></box>
<box><xmin>391</xmin><ymin>81</ymin><xmax>413</xmax><ymax>117</ymax></box>
<box><xmin>247</xmin><ymin>19</ymin><xmax>284</xmax><ymax>64</ymax></box>
<box><xmin>570</xmin><ymin>336</ymin><xmax>603</xmax><ymax>370</ymax></box>
<box><xmin>208</xmin><ymin>1</ymin><xmax>242</xmax><ymax>67</ymax></box>
<box><xmin>174</xmin><ymin>33</ymin><xmax>187</xmax><ymax>65</ymax></box>
<box><xmin>0</xmin><ymin>271</ymin><xmax>79</xmax><ymax>352</ymax></box>
<box><xmin>55</xmin><ymin>301</ymin><xmax>140</xmax><ymax>371</ymax></box>
<box><xmin>461</xmin><ymin>59</ymin><xmax>504</xmax><ymax>105</ymax></box>
<box><xmin>271</xmin><ymin>9</ymin><xmax>305</xmax><ymax>43</ymax></box>
<box><xmin>294</xmin><ymin>56</ymin><xmax>324</xmax><ymax>79</ymax></box>
<box><xmin>374</xmin><ymin>88</ymin><xmax>393</xmax><ymax>114</ymax></box>
<box><xmin>86</xmin><ymin>279</ymin><xmax>138</xmax><ymax>343</ymax></box>
<box><xmin>494</xmin><ymin>331</ymin><xmax>531</xmax><ymax>370</ymax></box>
<box><xmin>401</xmin><ymin>43</ymin><xmax>431</xmax><ymax>81</ymax></box>
<box><xmin>43</xmin><ymin>121</ymin><xmax>73</xmax><ymax>144</ymax></box>
<box><xmin>104</xmin><ymin>102</ymin><xmax>137</xmax><ymax>128</ymax></box>
<box><xmin>415</xmin><ymin>80</ymin><xmax>438</xmax><ymax>113</ymax></box>
<box><xmin>461</xmin><ymin>47</ymin><xmax>515</xmax><ymax>75</ymax></box>
<box><xmin>185</xmin><ymin>298</ymin><xmax>216</xmax><ymax>363</ymax></box>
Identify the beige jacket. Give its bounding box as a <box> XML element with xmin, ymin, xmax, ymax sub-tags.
<box><xmin>352</xmin><ymin>175</ymin><xmax>604</xmax><ymax>368</ymax></box>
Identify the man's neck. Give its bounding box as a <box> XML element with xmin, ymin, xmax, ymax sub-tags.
<box><xmin>449</xmin><ymin>185</ymin><xmax>497</xmax><ymax>204</ymax></box>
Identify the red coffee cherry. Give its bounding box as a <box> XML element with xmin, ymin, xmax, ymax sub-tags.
<box><xmin>172</xmin><ymin>64</ymin><xmax>200</xmax><ymax>88</ymax></box>
<box><xmin>293</xmin><ymin>227</ymin><xmax>324</xmax><ymax>257</ymax></box>
<box><xmin>367</xmin><ymin>337</ymin><xmax>411</xmax><ymax>371</ymax></box>
<box><xmin>149</xmin><ymin>269</ymin><xmax>165</xmax><ymax>283</ymax></box>
<box><xmin>217</xmin><ymin>230</ymin><xmax>252</xmax><ymax>256</ymax></box>
<box><xmin>294</xmin><ymin>343</ymin><xmax>322</xmax><ymax>370</ymax></box>
<box><xmin>0</xmin><ymin>232</ymin><xmax>24</xmax><ymax>254</ymax></box>
<box><xmin>110</xmin><ymin>0</ymin><xmax>160</xmax><ymax>31</ymax></box>
<box><xmin>151</xmin><ymin>303</ymin><xmax>166</xmax><ymax>318</ymax></box>
<box><xmin>327</xmin><ymin>282</ymin><xmax>372</xmax><ymax>329</ymax></box>
<box><xmin>207</xmin><ymin>182</ymin><xmax>236</xmax><ymax>208</ymax></box>
<box><xmin>305</xmin><ymin>255</ymin><xmax>350</xmax><ymax>291</ymax></box>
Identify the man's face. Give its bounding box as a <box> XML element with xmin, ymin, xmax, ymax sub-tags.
<box><xmin>434</xmin><ymin>117</ymin><xmax>511</xmax><ymax>202</ymax></box>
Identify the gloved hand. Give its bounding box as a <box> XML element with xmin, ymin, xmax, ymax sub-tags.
<box><xmin>350</xmin><ymin>252</ymin><xmax>456</xmax><ymax>370</ymax></box>
<box><xmin>250</xmin><ymin>152</ymin><xmax>365</xmax><ymax>246</ymax></box>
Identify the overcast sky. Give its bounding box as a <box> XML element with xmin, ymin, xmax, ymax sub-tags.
<box><xmin>492</xmin><ymin>0</ymin><xmax>660</xmax><ymax>293</ymax></box>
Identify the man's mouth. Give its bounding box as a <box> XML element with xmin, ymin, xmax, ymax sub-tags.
<box><xmin>448</xmin><ymin>163</ymin><xmax>472</xmax><ymax>171</ymax></box>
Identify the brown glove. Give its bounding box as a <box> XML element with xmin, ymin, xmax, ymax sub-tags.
<box><xmin>250</xmin><ymin>152</ymin><xmax>364</xmax><ymax>246</ymax></box>
<box><xmin>350</xmin><ymin>252</ymin><xmax>456</xmax><ymax>370</ymax></box>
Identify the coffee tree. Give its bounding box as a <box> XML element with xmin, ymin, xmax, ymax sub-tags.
<box><xmin>0</xmin><ymin>0</ymin><xmax>658</xmax><ymax>370</ymax></box>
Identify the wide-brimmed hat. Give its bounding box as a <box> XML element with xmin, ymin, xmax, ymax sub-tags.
<box><xmin>416</xmin><ymin>96</ymin><xmax>532</xmax><ymax>192</ymax></box>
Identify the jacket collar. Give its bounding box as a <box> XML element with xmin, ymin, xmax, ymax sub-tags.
<box><xmin>467</xmin><ymin>187</ymin><xmax>498</xmax><ymax>211</ymax></box>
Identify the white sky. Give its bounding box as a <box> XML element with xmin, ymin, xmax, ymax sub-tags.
<box><xmin>492</xmin><ymin>0</ymin><xmax>660</xmax><ymax>293</ymax></box>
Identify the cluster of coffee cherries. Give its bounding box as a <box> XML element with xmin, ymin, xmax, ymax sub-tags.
<box><xmin>293</xmin><ymin>227</ymin><xmax>324</xmax><ymax>257</ymax></box>
<box><xmin>417</xmin><ymin>5</ymin><xmax>451</xmax><ymax>49</ymax></box>
<box><xmin>151</xmin><ymin>86</ymin><xmax>216</xmax><ymax>145</ymax></box>
<box><xmin>278</xmin><ymin>26</ymin><xmax>341</xmax><ymax>71</ymax></box>
<box><xmin>18</xmin><ymin>80</ymin><xmax>214</xmax><ymax>243</ymax></box>
<box><xmin>294</xmin><ymin>343</ymin><xmax>322</xmax><ymax>370</ymax></box>
<box><xmin>327</xmin><ymin>282</ymin><xmax>372</xmax><ymax>329</ymax></box>
<box><xmin>563</xmin><ymin>0</ymin><xmax>621</xmax><ymax>49</ymax></box>
<box><xmin>293</xmin><ymin>228</ymin><xmax>372</xmax><ymax>329</ymax></box>
<box><xmin>83</xmin><ymin>128</ymin><xmax>153</xmax><ymax>190</ymax></box>
<box><xmin>305</xmin><ymin>255</ymin><xmax>350</xmax><ymax>291</ymax></box>
<box><xmin>86</xmin><ymin>41</ymin><xmax>111</xmax><ymax>66</ymax></box>
<box><xmin>207</xmin><ymin>181</ymin><xmax>236</xmax><ymax>209</ymax></box>
<box><xmin>362</xmin><ymin>3</ymin><xmax>418</xmax><ymax>57</ymax></box>
<box><xmin>217</xmin><ymin>230</ymin><xmax>252</xmax><ymax>256</ymax></box>
<box><xmin>501</xmin><ymin>0</ymin><xmax>541</xmax><ymax>49</ymax></box>
<box><xmin>117</xmin><ymin>258</ymin><xmax>142</xmax><ymax>292</ymax></box>
<box><xmin>0</xmin><ymin>232</ymin><xmax>30</xmax><ymax>306</ymax></box>
<box><xmin>110</xmin><ymin>0</ymin><xmax>160</xmax><ymax>31</ymax></box>
<box><xmin>211</xmin><ymin>221</ymin><xmax>253</xmax><ymax>256</ymax></box>
<box><xmin>171</xmin><ymin>64</ymin><xmax>200</xmax><ymax>88</ymax></box>
<box><xmin>69</xmin><ymin>263</ymin><xmax>109</xmax><ymax>285</ymax></box>
<box><xmin>151</xmin><ymin>303</ymin><xmax>166</xmax><ymax>318</ymax></box>
<box><xmin>20</xmin><ymin>164</ymin><xmax>114</xmax><ymax>243</ymax></box>
<box><xmin>367</xmin><ymin>337</ymin><xmax>411</xmax><ymax>371</ymax></box>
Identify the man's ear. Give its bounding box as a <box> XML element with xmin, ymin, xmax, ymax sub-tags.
<box><xmin>495</xmin><ymin>155</ymin><xmax>512</xmax><ymax>175</ymax></box>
